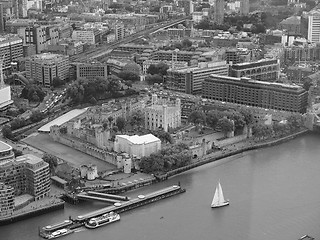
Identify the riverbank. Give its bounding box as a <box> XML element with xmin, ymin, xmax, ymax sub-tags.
<box><xmin>159</xmin><ymin>129</ymin><xmax>310</xmax><ymax>179</ymax></box>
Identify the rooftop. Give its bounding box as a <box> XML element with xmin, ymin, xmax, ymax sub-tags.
<box><xmin>31</xmin><ymin>53</ymin><xmax>66</xmax><ymax>60</ymax></box>
<box><xmin>0</xmin><ymin>140</ymin><xmax>12</xmax><ymax>152</ymax></box>
<box><xmin>117</xmin><ymin>134</ymin><xmax>160</xmax><ymax>145</ymax></box>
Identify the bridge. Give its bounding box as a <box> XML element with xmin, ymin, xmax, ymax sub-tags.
<box><xmin>76</xmin><ymin>191</ymin><xmax>130</xmax><ymax>203</ymax></box>
<box><xmin>71</xmin><ymin>17</ymin><xmax>190</xmax><ymax>62</ymax></box>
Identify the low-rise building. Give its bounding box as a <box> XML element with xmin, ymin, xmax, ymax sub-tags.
<box><xmin>72</xmin><ymin>62</ymin><xmax>108</xmax><ymax>80</ymax></box>
<box><xmin>0</xmin><ymin>183</ymin><xmax>14</xmax><ymax>216</ymax></box>
<box><xmin>114</xmin><ymin>134</ymin><xmax>161</xmax><ymax>158</ymax></box>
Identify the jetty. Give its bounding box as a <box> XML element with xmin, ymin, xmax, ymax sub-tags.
<box><xmin>39</xmin><ymin>185</ymin><xmax>185</xmax><ymax>239</ymax></box>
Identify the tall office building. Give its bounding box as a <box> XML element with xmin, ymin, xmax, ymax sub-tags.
<box><xmin>17</xmin><ymin>25</ymin><xmax>59</xmax><ymax>54</ymax></box>
<box><xmin>240</xmin><ymin>0</ymin><xmax>249</xmax><ymax>15</ymax></box>
<box><xmin>25</xmin><ymin>53</ymin><xmax>69</xmax><ymax>87</ymax></box>
<box><xmin>308</xmin><ymin>9</ymin><xmax>320</xmax><ymax>43</ymax></box>
<box><xmin>214</xmin><ymin>0</ymin><xmax>224</xmax><ymax>25</ymax></box>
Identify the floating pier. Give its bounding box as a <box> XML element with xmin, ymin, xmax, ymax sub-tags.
<box><xmin>77</xmin><ymin>194</ymin><xmax>121</xmax><ymax>204</ymax></box>
<box><xmin>40</xmin><ymin>185</ymin><xmax>185</xmax><ymax>239</ymax></box>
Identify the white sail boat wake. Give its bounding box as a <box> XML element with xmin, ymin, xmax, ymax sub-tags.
<box><xmin>211</xmin><ymin>181</ymin><xmax>229</xmax><ymax>208</ymax></box>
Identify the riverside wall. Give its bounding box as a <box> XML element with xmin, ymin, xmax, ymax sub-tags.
<box><xmin>0</xmin><ymin>201</ymin><xmax>65</xmax><ymax>226</ymax></box>
<box><xmin>161</xmin><ymin>129</ymin><xmax>310</xmax><ymax>179</ymax></box>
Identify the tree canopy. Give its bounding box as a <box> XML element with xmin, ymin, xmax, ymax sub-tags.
<box><xmin>20</xmin><ymin>84</ymin><xmax>46</xmax><ymax>102</ymax></box>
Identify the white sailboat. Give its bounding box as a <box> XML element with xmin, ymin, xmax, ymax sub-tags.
<box><xmin>211</xmin><ymin>181</ymin><xmax>229</xmax><ymax>208</ymax></box>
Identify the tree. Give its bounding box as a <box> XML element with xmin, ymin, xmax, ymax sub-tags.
<box><xmin>273</xmin><ymin>122</ymin><xmax>290</xmax><ymax>137</ymax></box>
<box><xmin>147</xmin><ymin>64</ymin><xmax>158</xmax><ymax>75</ymax></box>
<box><xmin>108</xmin><ymin>116</ymin><xmax>114</xmax><ymax>126</ymax></box>
<box><xmin>252</xmin><ymin>124</ymin><xmax>274</xmax><ymax>140</ymax></box>
<box><xmin>286</xmin><ymin>114</ymin><xmax>304</xmax><ymax>131</ymax></box>
<box><xmin>182</xmin><ymin>39</ymin><xmax>192</xmax><ymax>49</ymax></box>
<box><xmin>303</xmin><ymin>79</ymin><xmax>313</xmax><ymax>91</ymax></box>
<box><xmin>10</xmin><ymin>118</ymin><xmax>26</xmax><ymax>130</ymax></box>
<box><xmin>20</xmin><ymin>84</ymin><xmax>46</xmax><ymax>102</ymax></box>
<box><xmin>116</xmin><ymin>117</ymin><xmax>126</xmax><ymax>132</ymax></box>
<box><xmin>2</xmin><ymin>125</ymin><xmax>13</xmax><ymax>139</ymax></box>
<box><xmin>89</xmin><ymin>96</ymin><xmax>97</xmax><ymax>105</ymax></box>
<box><xmin>188</xmin><ymin>111</ymin><xmax>206</xmax><ymax>125</ymax></box>
<box><xmin>12</xmin><ymin>148</ymin><xmax>23</xmax><ymax>157</ymax></box>
<box><xmin>145</xmin><ymin>74</ymin><xmax>163</xmax><ymax>85</ymax></box>
<box><xmin>42</xmin><ymin>153</ymin><xmax>58</xmax><ymax>174</ymax></box>
<box><xmin>118</xmin><ymin>71</ymin><xmax>140</xmax><ymax>82</ymax></box>
<box><xmin>129</xmin><ymin>110</ymin><xmax>144</xmax><ymax>129</ymax></box>
<box><xmin>239</xmin><ymin>107</ymin><xmax>255</xmax><ymax>126</ymax></box>
<box><xmin>206</xmin><ymin>110</ymin><xmax>223</xmax><ymax>129</ymax></box>
<box><xmin>30</xmin><ymin>110</ymin><xmax>45</xmax><ymax>123</ymax></box>
<box><xmin>224</xmin><ymin>110</ymin><xmax>246</xmax><ymax>131</ymax></box>
<box><xmin>217</xmin><ymin>117</ymin><xmax>234</xmax><ymax>137</ymax></box>
<box><xmin>52</xmin><ymin>77</ymin><xmax>64</xmax><ymax>88</ymax></box>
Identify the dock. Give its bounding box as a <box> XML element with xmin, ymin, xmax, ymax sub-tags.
<box><xmin>40</xmin><ymin>185</ymin><xmax>185</xmax><ymax>239</ymax></box>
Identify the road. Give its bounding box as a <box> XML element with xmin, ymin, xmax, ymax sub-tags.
<box><xmin>71</xmin><ymin>17</ymin><xmax>190</xmax><ymax>62</ymax></box>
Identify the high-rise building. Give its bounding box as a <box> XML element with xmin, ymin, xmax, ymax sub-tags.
<box><xmin>115</xmin><ymin>23</ymin><xmax>125</xmax><ymax>41</ymax></box>
<box><xmin>17</xmin><ymin>25</ymin><xmax>59</xmax><ymax>53</ymax></box>
<box><xmin>202</xmin><ymin>75</ymin><xmax>308</xmax><ymax>113</ymax></box>
<box><xmin>178</xmin><ymin>0</ymin><xmax>194</xmax><ymax>16</ymax></box>
<box><xmin>0</xmin><ymin>35</ymin><xmax>23</xmax><ymax>71</ymax></box>
<box><xmin>25</xmin><ymin>53</ymin><xmax>69</xmax><ymax>87</ymax></box>
<box><xmin>214</xmin><ymin>0</ymin><xmax>224</xmax><ymax>25</ymax></box>
<box><xmin>0</xmin><ymin>183</ymin><xmax>14</xmax><ymax>216</ymax></box>
<box><xmin>308</xmin><ymin>9</ymin><xmax>320</xmax><ymax>43</ymax></box>
<box><xmin>240</xmin><ymin>0</ymin><xmax>249</xmax><ymax>15</ymax></box>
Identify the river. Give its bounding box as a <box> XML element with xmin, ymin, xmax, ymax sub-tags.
<box><xmin>2</xmin><ymin>133</ymin><xmax>320</xmax><ymax>240</ymax></box>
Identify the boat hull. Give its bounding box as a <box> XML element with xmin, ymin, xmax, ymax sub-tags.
<box><xmin>85</xmin><ymin>215</ymin><xmax>120</xmax><ymax>229</ymax></box>
<box><xmin>46</xmin><ymin>229</ymin><xmax>74</xmax><ymax>239</ymax></box>
<box><xmin>211</xmin><ymin>201</ymin><xmax>230</xmax><ymax>208</ymax></box>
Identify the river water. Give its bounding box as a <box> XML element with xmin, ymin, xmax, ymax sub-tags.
<box><xmin>2</xmin><ymin>133</ymin><xmax>320</xmax><ymax>240</ymax></box>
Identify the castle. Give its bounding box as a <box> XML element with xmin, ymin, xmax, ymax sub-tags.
<box><xmin>144</xmin><ymin>94</ymin><xmax>181</xmax><ymax>132</ymax></box>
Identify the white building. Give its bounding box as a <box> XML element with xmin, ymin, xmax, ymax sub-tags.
<box><xmin>72</xmin><ymin>29</ymin><xmax>100</xmax><ymax>44</ymax></box>
<box><xmin>0</xmin><ymin>59</ymin><xmax>13</xmax><ymax>109</ymax></box>
<box><xmin>308</xmin><ymin>9</ymin><xmax>320</xmax><ymax>43</ymax></box>
<box><xmin>114</xmin><ymin>134</ymin><xmax>161</xmax><ymax>158</ymax></box>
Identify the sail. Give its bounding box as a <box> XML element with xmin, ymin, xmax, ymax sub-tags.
<box><xmin>211</xmin><ymin>184</ymin><xmax>220</xmax><ymax>206</ymax></box>
<box><xmin>217</xmin><ymin>182</ymin><xmax>225</xmax><ymax>205</ymax></box>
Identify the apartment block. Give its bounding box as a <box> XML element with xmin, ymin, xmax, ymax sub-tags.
<box><xmin>202</xmin><ymin>75</ymin><xmax>308</xmax><ymax>113</ymax></box>
<box><xmin>0</xmin><ymin>35</ymin><xmax>23</xmax><ymax>71</ymax></box>
<box><xmin>167</xmin><ymin>61</ymin><xmax>229</xmax><ymax>94</ymax></box>
<box><xmin>229</xmin><ymin>59</ymin><xmax>280</xmax><ymax>82</ymax></box>
<box><xmin>17</xmin><ymin>25</ymin><xmax>59</xmax><ymax>53</ymax></box>
<box><xmin>25</xmin><ymin>53</ymin><xmax>69</xmax><ymax>87</ymax></box>
<box><xmin>72</xmin><ymin>62</ymin><xmax>108</xmax><ymax>80</ymax></box>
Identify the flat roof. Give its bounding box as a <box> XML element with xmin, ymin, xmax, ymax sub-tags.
<box><xmin>38</xmin><ymin>108</ymin><xmax>88</xmax><ymax>133</ymax></box>
<box><xmin>117</xmin><ymin>134</ymin><xmax>160</xmax><ymax>145</ymax></box>
<box><xmin>0</xmin><ymin>140</ymin><xmax>12</xmax><ymax>152</ymax></box>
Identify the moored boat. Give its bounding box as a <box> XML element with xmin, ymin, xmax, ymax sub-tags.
<box><xmin>46</xmin><ymin>228</ymin><xmax>74</xmax><ymax>239</ymax></box>
<box><xmin>84</xmin><ymin>212</ymin><xmax>120</xmax><ymax>229</ymax></box>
